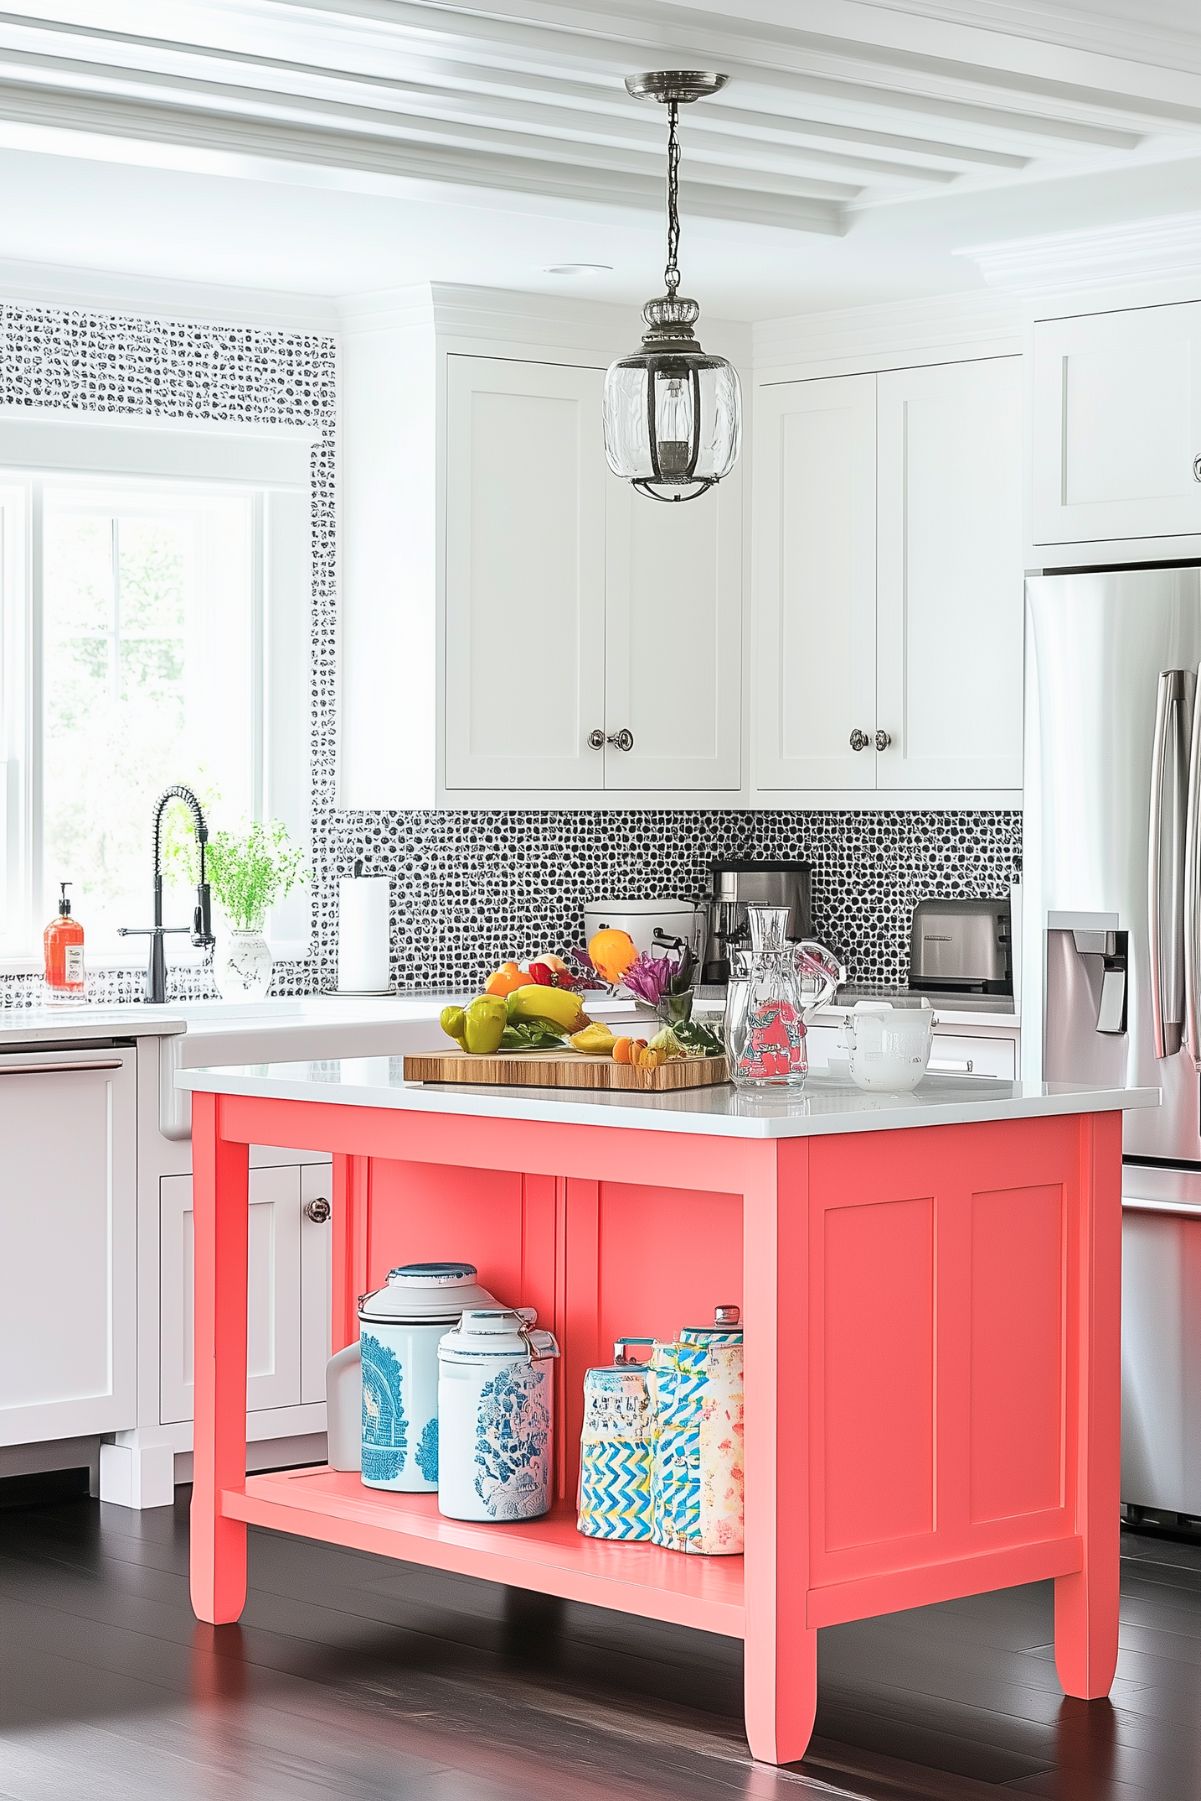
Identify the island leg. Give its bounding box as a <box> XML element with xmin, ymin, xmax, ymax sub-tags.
<box><xmin>742</xmin><ymin>1141</ymin><xmax>816</xmax><ymax>1765</ymax></box>
<box><xmin>1055</xmin><ymin>1113</ymin><xmax>1122</xmax><ymax>1699</ymax></box>
<box><xmin>190</xmin><ymin>1091</ymin><xmax>250</xmax><ymax>1625</ymax></box>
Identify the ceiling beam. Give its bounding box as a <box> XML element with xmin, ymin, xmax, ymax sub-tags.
<box><xmin>0</xmin><ymin>78</ymin><xmax>849</xmax><ymax>232</ymax></box>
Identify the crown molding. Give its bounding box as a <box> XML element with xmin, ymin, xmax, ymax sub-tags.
<box><xmin>337</xmin><ymin>280</ymin><xmax>751</xmax><ymax>361</ymax></box>
<box><xmin>0</xmin><ymin>253</ymin><xmax>337</xmax><ymax>331</ymax></box>
<box><xmin>753</xmin><ymin>287</ymin><xmax>1021</xmax><ymax>381</ymax></box>
<box><xmin>962</xmin><ymin>212</ymin><xmax>1201</xmax><ymax>305</ymax></box>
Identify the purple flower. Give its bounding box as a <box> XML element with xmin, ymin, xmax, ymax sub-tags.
<box><xmin>622</xmin><ymin>952</ymin><xmax>674</xmax><ymax>1004</ymax></box>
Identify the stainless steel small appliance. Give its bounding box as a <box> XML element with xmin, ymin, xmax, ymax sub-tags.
<box><xmin>908</xmin><ymin>898</ymin><xmax>1012</xmax><ymax>996</ymax></box>
<box><xmin>702</xmin><ymin>860</ymin><xmax>812</xmax><ymax>983</ymax></box>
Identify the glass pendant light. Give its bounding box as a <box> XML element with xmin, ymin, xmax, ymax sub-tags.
<box><xmin>603</xmin><ymin>71</ymin><xmax>742</xmax><ymax>504</ymax></box>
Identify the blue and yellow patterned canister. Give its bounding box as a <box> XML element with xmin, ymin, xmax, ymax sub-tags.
<box><xmin>577</xmin><ymin>1339</ymin><xmax>655</xmax><ymax>1541</ymax></box>
<box><xmin>649</xmin><ymin>1306</ymin><xmax>744</xmax><ymax>1556</ymax></box>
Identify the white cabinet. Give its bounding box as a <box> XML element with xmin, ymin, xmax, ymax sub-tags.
<box><xmin>443</xmin><ymin>354</ymin><xmax>743</xmax><ymax>796</ymax></box>
<box><xmin>444</xmin><ymin>357</ymin><xmax>607</xmax><ymax>792</ymax></box>
<box><xmin>159</xmin><ymin>1162</ymin><xmax>332</xmax><ymax>1425</ymax></box>
<box><xmin>876</xmin><ymin>359</ymin><xmax>1023</xmax><ymax>791</ymax></box>
<box><xmin>1032</xmin><ymin>305</ymin><xmax>1201</xmax><ymax>546</ymax></box>
<box><xmin>754</xmin><ymin>356</ymin><xmax>1022</xmax><ymax>797</ymax></box>
<box><xmin>754</xmin><ymin>374</ymin><xmax>878</xmax><ymax>791</ymax></box>
<box><xmin>0</xmin><ymin>1049</ymin><xmax>136</xmax><ymax>1445</ymax></box>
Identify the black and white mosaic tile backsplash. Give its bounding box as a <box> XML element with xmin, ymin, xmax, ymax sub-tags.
<box><xmin>0</xmin><ymin>300</ymin><xmax>1021</xmax><ymax>1007</ymax></box>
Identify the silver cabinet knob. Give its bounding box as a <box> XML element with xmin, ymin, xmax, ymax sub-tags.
<box><xmin>849</xmin><ymin>729</ymin><xmax>869</xmax><ymax>752</ymax></box>
<box><xmin>587</xmin><ymin>729</ymin><xmax>605</xmax><ymax>750</ymax></box>
<box><xmin>874</xmin><ymin>729</ymin><xmax>892</xmax><ymax>752</ymax></box>
<box><xmin>305</xmin><ymin>1197</ymin><xmax>331</xmax><ymax>1224</ymax></box>
<box><xmin>1193</xmin><ymin>455</ymin><xmax>1201</xmax><ymax>482</ymax></box>
<box><xmin>607</xmin><ymin>728</ymin><xmax>634</xmax><ymax>753</ymax></box>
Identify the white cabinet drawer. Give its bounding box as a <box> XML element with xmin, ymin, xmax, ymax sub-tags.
<box><xmin>929</xmin><ymin>1034</ymin><xmax>1016</xmax><ymax>1079</ymax></box>
<box><xmin>806</xmin><ymin>1022</ymin><xmax>1016</xmax><ymax>1079</ymax></box>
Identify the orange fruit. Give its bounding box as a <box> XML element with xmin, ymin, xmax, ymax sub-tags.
<box><xmin>484</xmin><ymin>960</ymin><xmax>529</xmax><ymax>997</ymax></box>
<box><xmin>588</xmin><ymin>928</ymin><xmax>638</xmax><ymax>985</ymax></box>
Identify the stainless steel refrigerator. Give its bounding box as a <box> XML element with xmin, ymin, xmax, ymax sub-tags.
<box><xmin>1026</xmin><ymin>566</ymin><xmax>1201</xmax><ymax>1523</ymax></box>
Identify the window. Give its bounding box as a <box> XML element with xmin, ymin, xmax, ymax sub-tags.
<box><xmin>0</xmin><ymin>414</ymin><xmax>314</xmax><ymax>966</ymax></box>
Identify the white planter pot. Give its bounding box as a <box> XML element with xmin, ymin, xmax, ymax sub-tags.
<box><xmin>214</xmin><ymin>929</ymin><xmax>272</xmax><ymax>1000</ymax></box>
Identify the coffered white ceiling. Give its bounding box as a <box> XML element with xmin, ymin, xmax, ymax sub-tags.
<box><xmin>2</xmin><ymin>0</ymin><xmax>1201</xmax><ymax>314</ymax></box>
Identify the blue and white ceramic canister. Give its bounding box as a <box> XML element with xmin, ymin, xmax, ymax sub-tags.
<box><xmin>437</xmin><ymin>1308</ymin><xmax>560</xmax><ymax>1522</ymax></box>
<box><xmin>359</xmin><ymin>1262</ymin><xmax>498</xmax><ymax>1493</ymax></box>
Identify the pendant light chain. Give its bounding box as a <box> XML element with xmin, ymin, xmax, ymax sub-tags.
<box><xmin>664</xmin><ymin>98</ymin><xmax>681</xmax><ymax>296</ymax></box>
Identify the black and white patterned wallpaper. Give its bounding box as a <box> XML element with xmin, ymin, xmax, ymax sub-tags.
<box><xmin>0</xmin><ymin>300</ymin><xmax>1021</xmax><ymax>1008</ymax></box>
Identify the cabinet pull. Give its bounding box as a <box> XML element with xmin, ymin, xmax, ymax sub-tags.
<box><xmin>875</xmin><ymin>729</ymin><xmax>892</xmax><ymax>752</ymax></box>
<box><xmin>587</xmin><ymin>729</ymin><xmax>605</xmax><ymax>749</ymax></box>
<box><xmin>607</xmin><ymin>729</ymin><xmax>634</xmax><ymax>752</ymax></box>
<box><xmin>1193</xmin><ymin>456</ymin><xmax>1201</xmax><ymax>483</ymax></box>
<box><xmin>305</xmin><ymin>1197</ymin><xmax>331</xmax><ymax>1224</ymax></box>
<box><xmin>0</xmin><ymin>1058</ymin><xmax>122</xmax><ymax>1076</ymax></box>
<box><xmin>849</xmin><ymin>729</ymin><xmax>869</xmax><ymax>752</ymax></box>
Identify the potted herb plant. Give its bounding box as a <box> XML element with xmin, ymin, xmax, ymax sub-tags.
<box><xmin>203</xmin><ymin>820</ymin><xmax>306</xmax><ymax>999</ymax></box>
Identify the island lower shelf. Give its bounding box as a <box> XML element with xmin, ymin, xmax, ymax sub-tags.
<box><xmin>224</xmin><ymin>1464</ymin><xmax>746</xmax><ymax>1638</ymax></box>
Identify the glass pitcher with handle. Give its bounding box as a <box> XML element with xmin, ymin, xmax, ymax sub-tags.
<box><xmin>724</xmin><ymin>907</ymin><xmax>844</xmax><ymax>1088</ymax></box>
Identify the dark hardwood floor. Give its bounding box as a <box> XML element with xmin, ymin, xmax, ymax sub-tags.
<box><xmin>1</xmin><ymin>1488</ymin><xmax>1199</xmax><ymax>1801</ymax></box>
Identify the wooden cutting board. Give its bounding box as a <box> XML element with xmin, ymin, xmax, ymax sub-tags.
<box><xmin>403</xmin><ymin>1048</ymin><xmax>730</xmax><ymax>1091</ymax></box>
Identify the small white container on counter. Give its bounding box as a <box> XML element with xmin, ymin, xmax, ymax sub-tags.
<box><xmin>840</xmin><ymin>999</ymin><xmax>936</xmax><ymax>1093</ymax></box>
<box><xmin>358</xmin><ymin>1262</ymin><xmax>498</xmax><ymax>1492</ymax></box>
<box><xmin>437</xmin><ymin>1308</ymin><xmax>560</xmax><ymax>1522</ymax></box>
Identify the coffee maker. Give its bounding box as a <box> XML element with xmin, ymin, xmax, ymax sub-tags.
<box><xmin>702</xmin><ymin>859</ymin><xmax>814</xmax><ymax>983</ymax></box>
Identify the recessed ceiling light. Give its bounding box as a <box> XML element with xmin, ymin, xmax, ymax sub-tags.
<box><xmin>542</xmin><ymin>262</ymin><xmax>613</xmax><ymax>276</ymax></box>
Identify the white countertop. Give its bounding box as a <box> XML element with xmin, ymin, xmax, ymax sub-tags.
<box><xmin>175</xmin><ymin>1054</ymin><xmax>1155</xmax><ymax>1141</ymax></box>
<box><xmin>0</xmin><ymin>1004</ymin><xmax>188</xmax><ymax>1047</ymax></box>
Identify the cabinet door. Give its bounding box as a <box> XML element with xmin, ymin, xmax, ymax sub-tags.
<box><xmin>159</xmin><ymin>1166</ymin><xmax>302</xmax><ymax>1425</ymax></box>
<box><xmin>754</xmin><ymin>375</ymin><xmax>877</xmax><ymax>791</ymax></box>
<box><xmin>1032</xmin><ymin>306</ymin><xmax>1201</xmax><ymax>544</ymax></box>
<box><xmin>300</xmin><ymin>1164</ymin><xmax>333</xmax><ymax>1405</ymax></box>
<box><xmin>444</xmin><ymin>355</ymin><xmax>607</xmax><ymax>790</ymax></box>
<box><xmin>876</xmin><ymin>359</ymin><xmax>1022</xmax><ymax>791</ymax></box>
<box><xmin>0</xmin><ymin>1051</ymin><xmax>136</xmax><ymax>1445</ymax></box>
<box><xmin>604</xmin><ymin>464</ymin><xmax>742</xmax><ymax>790</ymax></box>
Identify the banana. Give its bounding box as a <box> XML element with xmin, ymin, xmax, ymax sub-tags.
<box><xmin>507</xmin><ymin>984</ymin><xmax>587</xmax><ymax>1033</ymax></box>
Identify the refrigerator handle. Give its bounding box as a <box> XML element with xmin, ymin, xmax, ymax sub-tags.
<box><xmin>1184</xmin><ymin>668</ymin><xmax>1201</xmax><ymax>1069</ymax></box>
<box><xmin>1149</xmin><ymin>669</ymin><xmax>1191</xmax><ymax>1059</ymax></box>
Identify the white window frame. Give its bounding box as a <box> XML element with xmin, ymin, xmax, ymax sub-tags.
<box><xmin>0</xmin><ymin>409</ymin><xmax>318</xmax><ymax>971</ymax></box>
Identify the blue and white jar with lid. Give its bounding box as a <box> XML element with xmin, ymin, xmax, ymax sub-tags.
<box><xmin>359</xmin><ymin>1262</ymin><xmax>498</xmax><ymax>1493</ymax></box>
<box><xmin>437</xmin><ymin>1308</ymin><xmax>560</xmax><ymax>1522</ymax></box>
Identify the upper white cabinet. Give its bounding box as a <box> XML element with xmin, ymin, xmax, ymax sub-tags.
<box><xmin>444</xmin><ymin>358</ymin><xmax>607</xmax><ymax>792</ymax></box>
<box><xmin>442</xmin><ymin>354</ymin><xmax>743</xmax><ymax>796</ymax></box>
<box><xmin>876</xmin><ymin>358</ymin><xmax>1023</xmax><ymax>791</ymax></box>
<box><xmin>1032</xmin><ymin>305</ymin><xmax>1201</xmax><ymax>545</ymax></box>
<box><xmin>754</xmin><ymin>374</ymin><xmax>878</xmax><ymax>791</ymax></box>
<box><xmin>0</xmin><ymin>1050</ymin><xmax>136</xmax><ymax>1446</ymax></box>
<box><xmin>755</xmin><ymin>356</ymin><xmax>1023</xmax><ymax>796</ymax></box>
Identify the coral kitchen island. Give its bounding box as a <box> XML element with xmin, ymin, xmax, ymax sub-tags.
<box><xmin>178</xmin><ymin>1057</ymin><xmax>1156</xmax><ymax>1767</ymax></box>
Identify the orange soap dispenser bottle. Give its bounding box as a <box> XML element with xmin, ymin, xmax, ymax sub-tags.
<box><xmin>43</xmin><ymin>881</ymin><xmax>85</xmax><ymax>1003</ymax></box>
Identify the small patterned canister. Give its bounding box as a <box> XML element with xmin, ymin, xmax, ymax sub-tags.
<box><xmin>437</xmin><ymin>1308</ymin><xmax>560</xmax><ymax>1522</ymax></box>
<box><xmin>577</xmin><ymin>1338</ymin><xmax>655</xmax><ymax>1541</ymax></box>
<box><xmin>649</xmin><ymin>1305</ymin><xmax>745</xmax><ymax>1556</ymax></box>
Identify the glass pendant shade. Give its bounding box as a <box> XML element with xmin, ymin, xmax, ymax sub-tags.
<box><xmin>603</xmin><ymin>295</ymin><xmax>742</xmax><ymax>502</ymax></box>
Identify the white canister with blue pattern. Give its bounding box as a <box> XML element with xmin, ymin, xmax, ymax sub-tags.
<box><xmin>437</xmin><ymin>1308</ymin><xmax>560</xmax><ymax>1522</ymax></box>
<box><xmin>359</xmin><ymin>1262</ymin><xmax>498</xmax><ymax>1493</ymax></box>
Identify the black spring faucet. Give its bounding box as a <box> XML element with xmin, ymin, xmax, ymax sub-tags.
<box><xmin>118</xmin><ymin>785</ymin><xmax>215</xmax><ymax>1004</ymax></box>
